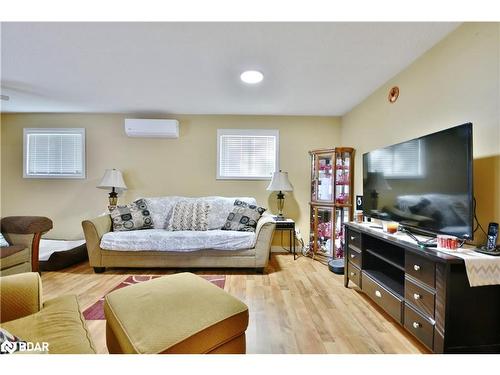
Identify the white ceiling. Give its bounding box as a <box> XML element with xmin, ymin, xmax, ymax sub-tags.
<box><xmin>1</xmin><ymin>22</ymin><xmax>459</xmax><ymax>115</ymax></box>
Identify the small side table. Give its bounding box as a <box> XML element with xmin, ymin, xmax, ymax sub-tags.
<box><xmin>271</xmin><ymin>218</ymin><xmax>296</xmax><ymax>260</ymax></box>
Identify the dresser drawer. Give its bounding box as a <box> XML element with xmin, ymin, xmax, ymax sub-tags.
<box><xmin>405</xmin><ymin>253</ymin><xmax>435</xmax><ymax>288</ymax></box>
<box><xmin>348</xmin><ymin>247</ymin><xmax>362</xmax><ymax>268</ymax></box>
<box><xmin>347</xmin><ymin>262</ymin><xmax>361</xmax><ymax>287</ymax></box>
<box><xmin>405</xmin><ymin>277</ymin><xmax>435</xmax><ymax>319</ymax></box>
<box><xmin>362</xmin><ymin>273</ymin><xmax>403</xmax><ymax>323</ymax></box>
<box><xmin>404</xmin><ymin>303</ymin><xmax>434</xmax><ymax>350</ymax></box>
<box><xmin>347</xmin><ymin>229</ymin><xmax>362</xmax><ymax>250</ymax></box>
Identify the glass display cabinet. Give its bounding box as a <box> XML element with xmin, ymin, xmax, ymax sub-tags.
<box><xmin>309</xmin><ymin>148</ymin><xmax>355</xmax><ymax>261</ymax></box>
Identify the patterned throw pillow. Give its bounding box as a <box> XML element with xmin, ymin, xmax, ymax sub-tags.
<box><xmin>110</xmin><ymin>199</ymin><xmax>154</xmax><ymax>232</ymax></box>
<box><xmin>167</xmin><ymin>199</ymin><xmax>210</xmax><ymax>231</ymax></box>
<box><xmin>0</xmin><ymin>233</ymin><xmax>9</xmax><ymax>247</ymax></box>
<box><xmin>0</xmin><ymin>327</ymin><xmax>25</xmax><ymax>354</ymax></box>
<box><xmin>221</xmin><ymin>200</ymin><xmax>266</xmax><ymax>232</ymax></box>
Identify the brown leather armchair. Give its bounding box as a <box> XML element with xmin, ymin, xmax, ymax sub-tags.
<box><xmin>0</xmin><ymin>216</ymin><xmax>52</xmax><ymax>276</ymax></box>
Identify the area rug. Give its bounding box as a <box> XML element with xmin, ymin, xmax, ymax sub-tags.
<box><xmin>83</xmin><ymin>275</ymin><xmax>226</xmax><ymax>320</ymax></box>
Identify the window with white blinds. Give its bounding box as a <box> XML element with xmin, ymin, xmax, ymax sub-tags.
<box><xmin>23</xmin><ymin>128</ymin><xmax>86</xmax><ymax>178</ymax></box>
<box><xmin>367</xmin><ymin>139</ymin><xmax>423</xmax><ymax>178</ymax></box>
<box><xmin>217</xmin><ymin>129</ymin><xmax>279</xmax><ymax>179</ymax></box>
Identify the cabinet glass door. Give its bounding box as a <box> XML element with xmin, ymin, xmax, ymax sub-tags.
<box><xmin>310</xmin><ymin>205</ymin><xmax>335</xmax><ymax>257</ymax></box>
<box><xmin>334</xmin><ymin>150</ymin><xmax>351</xmax><ymax>206</ymax></box>
<box><xmin>312</xmin><ymin>152</ymin><xmax>334</xmax><ymax>202</ymax></box>
<box><xmin>334</xmin><ymin>207</ymin><xmax>350</xmax><ymax>259</ymax></box>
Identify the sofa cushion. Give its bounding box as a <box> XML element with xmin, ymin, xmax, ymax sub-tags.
<box><xmin>144</xmin><ymin>196</ymin><xmax>257</xmax><ymax>230</ymax></box>
<box><xmin>222</xmin><ymin>200</ymin><xmax>266</xmax><ymax>232</ymax></box>
<box><xmin>167</xmin><ymin>199</ymin><xmax>210</xmax><ymax>231</ymax></box>
<box><xmin>0</xmin><ymin>245</ymin><xmax>25</xmax><ymax>259</ymax></box>
<box><xmin>205</xmin><ymin>197</ymin><xmax>257</xmax><ymax>230</ymax></box>
<box><xmin>100</xmin><ymin>228</ymin><xmax>256</xmax><ymax>252</ymax></box>
<box><xmin>0</xmin><ymin>247</ymin><xmax>30</xmax><ymax>270</ymax></box>
<box><xmin>110</xmin><ymin>199</ymin><xmax>154</xmax><ymax>232</ymax></box>
<box><xmin>143</xmin><ymin>196</ymin><xmax>183</xmax><ymax>229</ymax></box>
<box><xmin>1</xmin><ymin>295</ymin><xmax>96</xmax><ymax>354</ymax></box>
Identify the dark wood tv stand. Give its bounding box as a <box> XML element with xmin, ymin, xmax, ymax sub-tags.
<box><xmin>344</xmin><ymin>222</ymin><xmax>500</xmax><ymax>353</ymax></box>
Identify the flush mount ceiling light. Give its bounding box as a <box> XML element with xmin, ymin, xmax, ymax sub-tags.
<box><xmin>240</xmin><ymin>70</ymin><xmax>264</xmax><ymax>84</ymax></box>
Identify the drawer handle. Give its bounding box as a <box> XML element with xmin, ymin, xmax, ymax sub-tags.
<box><xmin>350</xmin><ymin>272</ymin><xmax>356</xmax><ymax>277</ymax></box>
<box><xmin>350</xmin><ymin>236</ymin><xmax>355</xmax><ymax>241</ymax></box>
<box><xmin>375</xmin><ymin>290</ymin><xmax>382</xmax><ymax>298</ymax></box>
<box><xmin>413</xmin><ymin>264</ymin><xmax>421</xmax><ymax>271</ymax></box>
<box><xmin>413</xmin><ymin>293</ymin><xmax>421</xmax><ymax>300</ymax></box>
<box><xmin>412</xmin><ymin>322</ymin><xmax>421</xmax><ymax>329</ymax></box>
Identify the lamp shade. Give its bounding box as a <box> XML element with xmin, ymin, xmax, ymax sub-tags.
<box><xmin>97</xmin><ymin>169</ymin><xmax>128</xmax><ymax>190</ymax></box>
<box><xmin>266</xmin><ymin>171</ymin><xmax>293</xmax><ymax>192</ymax></box>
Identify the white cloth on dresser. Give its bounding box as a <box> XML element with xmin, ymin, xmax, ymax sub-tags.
<box><xmin>100</xmin><ymin>229</ymin><xmax>256</xmax><ymax>252</ymax></box>
<box><xmin>436</xmin><ymin>247</ymin><xmax>500</xmax><ymax>287</ymax></box>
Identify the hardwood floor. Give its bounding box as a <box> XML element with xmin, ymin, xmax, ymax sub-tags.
<box><xmin>40</xmin><ymin>253</ymin><xmax>429</xmax><ymax>354</ymax></box>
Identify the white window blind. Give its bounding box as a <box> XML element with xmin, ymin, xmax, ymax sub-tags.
<box><xmin>217</xmin><ymin>129</ymin><xmax>279</xmax><ymax>179</ymax></box>
<box><xmin>23</xmin><ymin>128</ymin><xmax>86</xmax><ymax>178</ymax></box>
<box><xmin>368</xmin><ymin>139</ymin><xmax>423</xmax><ymax>178</ymax></box>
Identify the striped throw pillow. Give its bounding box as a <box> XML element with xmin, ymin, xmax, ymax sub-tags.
<box><xmin>167</xmin><ymin>199</ymin><xmax>210</xmax><ymax>231</ymax></box>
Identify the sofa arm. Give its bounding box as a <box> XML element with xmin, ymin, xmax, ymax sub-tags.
<box><xmin>0</xmin><ymin>272</ymin><xmax>42</xmax><ymax>323</ymax></box>
<box><xmin>82</xmin><ymin>215</ymin><xmax>112</xmax><ymax>267</ymax></box>
<box><xmin>254</xmin><ymin>214</ymin><xmax>276</xmax><ymax>268</ymax></box>
<box><xmin>1</xmin><ymin>216</ymin><xmax>53</xmax><ymax>235</ymax></box>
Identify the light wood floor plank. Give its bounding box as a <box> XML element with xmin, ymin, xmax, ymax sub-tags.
<box><xmin>40</xmin><ymin>253</ymin><xmax>428</xmax><ymax>354</ymax></box>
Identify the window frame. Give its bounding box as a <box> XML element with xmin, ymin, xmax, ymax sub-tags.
<box><xmin>23</xmin><ymin>128</ymin><xmax>86</xmax><ymax>179</ymax></box>
<box><xmin>216</xmin><ymin>128</ymin><xmax>279</xmax><ymax>180</ymax></box>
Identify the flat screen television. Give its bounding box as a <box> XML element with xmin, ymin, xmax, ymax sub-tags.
<box><xmin>362</xmin><ymin>123</ymin><xmax>473</xmax><ymax>239</ymax></box>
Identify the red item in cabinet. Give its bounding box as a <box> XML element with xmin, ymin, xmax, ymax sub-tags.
<box><xmin>317</xmin><ymin>222</ymin><xmax>332</xmax><ymax>238</ymax></box>
<box><xmin>336</xmin><ymin>193</ymin><xmax>349</xmax><ymax>204</ymax></box>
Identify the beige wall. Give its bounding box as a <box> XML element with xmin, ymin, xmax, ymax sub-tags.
<box><xmin>0</xmin><ymin>114</ymin><xmax>341</xmax><ymax>240</ymax></box>
<box><xmin>341</xmin><ymin>22</ymin><xmax>500</xmax><ymax>244</ymax></box>
<box><xmin>2</xmin><ymin>22</ymin><xmax>499</xmax><ymax>247</ymax></box>
<box><xmin>0</xmin><ymin>117</ymin><xmax>2</xmax><ymax>216</ymax></box>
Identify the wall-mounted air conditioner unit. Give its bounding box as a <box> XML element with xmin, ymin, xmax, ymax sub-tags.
<box><xmin>124</xmin><ymin>119</ymin><xmax>179</xmax><ymax>138</ymax></box>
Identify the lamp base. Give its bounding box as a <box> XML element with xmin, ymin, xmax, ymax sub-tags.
<box><xmin>276</xmin><ymin>191</ymin><xmax>285</xmax><ymax>217</ymax></box>
<box><xmin>273</xmin><ymin>215</ymin><xmax>287</xmax><ymax>221</ymax></box>
<box><xmin>108</xmin><ymin>188</ymin><xmax>119</xmax><ymax>209</ymax></box>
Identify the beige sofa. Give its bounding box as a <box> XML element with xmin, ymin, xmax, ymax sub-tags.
<box><xmin>82</xmin><ymin>196</ymin><xmax>275</xmax><ymax>273</ymax></box>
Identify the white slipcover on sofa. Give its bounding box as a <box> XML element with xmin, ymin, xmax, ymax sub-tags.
<box><xmin>82</xmin><ymin>196</ymin><xmax>276</xmax><ymax>273</ymax></box>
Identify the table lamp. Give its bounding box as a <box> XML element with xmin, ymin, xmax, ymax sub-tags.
<box><xmin>97</xmin><ymin>169</ymin><xmax>128</xmax><ymax>210</ymax></box>
<box><xmin>267</xmin><ymin>170</ymin><xmax>293</xmax><ymax>221</ymax></box>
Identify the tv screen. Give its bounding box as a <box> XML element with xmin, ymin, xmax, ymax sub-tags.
<box><xmin>362</xmin><ymin>123</ymin><xmax>473</xmax><ymax>239</ymax></box>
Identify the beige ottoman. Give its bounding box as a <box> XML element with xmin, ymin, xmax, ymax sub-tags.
<box><xmin>104</xmin><ymin>272</ymin><xmax>249</xmax><ymax>354</ymax></box>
